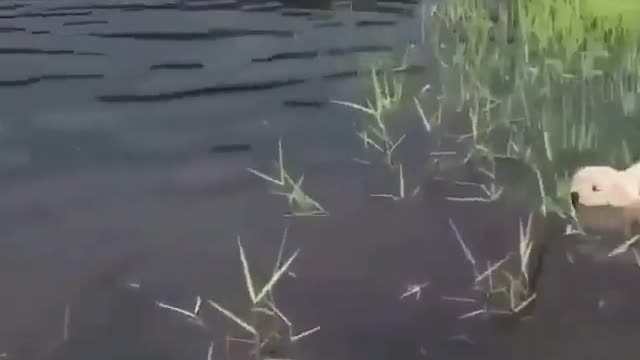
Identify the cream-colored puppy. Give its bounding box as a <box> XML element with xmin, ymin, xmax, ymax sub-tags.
<box><xmin>570</xmin><ymin>166</ymin><xmax>640</xmax><ymax>237</ymax></box>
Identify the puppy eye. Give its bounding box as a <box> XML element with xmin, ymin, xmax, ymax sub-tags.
<box><xmin>592</xmin><ymin>185</ymin><xmax>600</xmax><ymax>192</ymax></box>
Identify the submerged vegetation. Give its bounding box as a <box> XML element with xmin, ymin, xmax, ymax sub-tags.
<box><xmin>247</xmin><ymin>138</ymin><xmax>328</xmax><ymax>217</ymax></box>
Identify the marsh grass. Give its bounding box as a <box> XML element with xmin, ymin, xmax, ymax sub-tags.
<box><xmin>450</xmin><ymin>214</ymin><xmax>538</xmax><ymax>318</ymax></box>
<box><xmin>370</xmin><ymin>164</ymin><xmax>422</xmax><ymax>201</ymax></box>
<box><xmin>445</xmin><ymin>181</ymin><xmax>504</xmax><ymax>203</ymax></box>
<box><xmin>608</xmin><ymin>234</ymin><xmax>640</xmax><ymax>258</ymax></box>
<box><xmin>208</xmin><ymin>234</ymin><xmax>319</xmax><ymax>360</ymax></box>
<box><xmin>425</xmin><ymin>0</ymin><xmax>640</xmax><ymax>224</ymax></box>
<box><xmin>331</xmin><ymin>66</ymin><xmax>408</xmax><ymax>167</ymax></box>
<box><xmin>332</xmin><ymin>63</ymin><xmax>435</xmax><ymax>200</ymax></box>
<box><xmin>247</xmin><ymin>138</ymin><xmax>327</xmax><ymax>217</ymax></box>
<box><xmin>158</xmin><ymin>229</ymin><xmax>318</xmax><ymax>360</ymax></box>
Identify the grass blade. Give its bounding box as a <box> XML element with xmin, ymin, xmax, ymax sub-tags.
<box><xmin>291</xmin><ymin>326</ymin><xmax>321</xmax><ymax>342</ymax></box>
<box><xmin>330</xmin><ymin>100</ymin><xmax>377</xmax><ymax>116</ymax></box>
<box><xmin>247</xmin><ymin>168</ymin><xmax>284</xmax><ymax>186</ymax></box>
<box><xmin>266</xmin><ymin>300</ymin><xmax>292</xmax><ymax>326</ymax></box>
<box><xmin>277</xmin><ymin>137</ymin><xmax>284</xmax><ymax>184</ymax></box>
<box><xmin>207</xmin><ymin>300</ymin><xmax>257</xmax><ymax>335</ymax></box>
<box><xmin>448</xmin><ymin>218</ymin><xmax>477</xmax><ymax>275</ymax></box>
<box><xmin>513</xmin><ymin>293</ymin><xmax>536</xmax><ymax>313</ymax></box>
<box><xmin>519</xmin><ymin>213</ymin><xmax>534</xmax><ymax>282</ymax></box>
<box><xmin>475</xmin><ymin>253</ymin><xmax>512</xmax><ymax>283</ymax></box>
<box><xmin>237</xmin><ymin>237</ymin><xmax>257</xmax><ymax>303</ymax></box>
<box><xmin>273</xmin><ymin>227</ymin><xmax>289</xmax><ymax>279</ymax></box>
<box><xmin>254</xmin><ymin>250</ymin><xmax>300</xmax><ymax>304</ymax></box>
<box><xmin>632</xmin><ymin>247</ymin><xmax>640</xmax><ymax>267</ymax></box>
<box><xmin>458</xmin><ymin>308</ymin><xmax>485</xmax><ymax>319</ymax></box>
<box><xmin>156</xmin><ymin>301</ymin><xmax>198</xmax><ymax>319</ymax></box>
<box><xmin>609</xmin><ymin>234</ymin><xmax>640</xmax><ymax>257</ymax></box>
<box><xmin>207</xmin><ymin>342</ymin><xmax>214</xmax><ymax>360</ymax></box>
<box><xmin>414</xmin><ymin>97</ymin><xmax>431</xmax><ymax>132</ymax></box>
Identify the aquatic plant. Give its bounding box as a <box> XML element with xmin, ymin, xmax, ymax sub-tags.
<box><xmin>450</xmin><ymin>214</ymin><xmax>539</xmax><ymax>319</ymax></box>
<box><xmin>157</xmin><ymin>229</ymin><xmax>319</xmax><ymax>360</ymax></box>
<box><xmin>208</xmin><ymin>234</ymin><xmax>319</xmax><ymax>360</ymax></box>
<box><xmin>331</xmin><ymin>65</ymin><xmax>407</xmax><ymax>167</ymax></box>
<box><xmin>370</xmin><ymin>163</ymin><xmax>422</xmax><ymax>200</ymax></box>
<box><xmin>247</xmin><ymin>138</ymin><xmax>327</xmax><ymax>217</ymax></box>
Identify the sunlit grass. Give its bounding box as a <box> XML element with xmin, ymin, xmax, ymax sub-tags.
<box><xmin>424</xmin><ymin>0</ymin><xmax>640</xmax><ymax>223</ymax></box>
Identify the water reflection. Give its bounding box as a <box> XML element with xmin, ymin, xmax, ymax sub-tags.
<box><xmin>0</xmin><ymin>0</ymin><xmax>426</xmax><ymax>358</ymax></box>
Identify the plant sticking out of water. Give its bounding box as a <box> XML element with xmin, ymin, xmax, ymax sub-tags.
<box><xmin>247</xmin><ymin>138</ymin><xmax>327</xmax><ymax>217</ymax></box>
<box><xmin>414</xmin><ymin>93</ymin><xmax>445</xmax><ymax>134</ymax></box>
<box><xmin>607</xmin><ymin>234</ymin><xmax>640</xmax><ymax>268</ymax></box>
<box><xmin>331</xmin><ymin>66</ymin><xmax>407</xmax><ymax>167</ymax></box>
<box><xmin>155</xmin><ymin>229</ymin><xmax>318</xmax><ymax>360</ymax></box>
<box><xmin>445</xmin><ymin>181</ymin><xmax>504</xmax><ymax>203</ymax></box>
<box><xmin>370</xmin><ymin>163</ymin><xmax>421</xmax><ymax>201</ymax></box>
<box><xmin>208</xmin><ymin>231</ymin><xmax>320</xmax><ymax>360</ymax></box>
<box><xmin>450</xmin><ymin>213</ymin><xmax>539</xmax><ymax>319</ymax></box>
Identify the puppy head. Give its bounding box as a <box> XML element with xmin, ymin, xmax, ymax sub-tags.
<box><xmin>570</xmin><ymin>166</ymin><xmax>639</xmax><ymax>208</ymax></box>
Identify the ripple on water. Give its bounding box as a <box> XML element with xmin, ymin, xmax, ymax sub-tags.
<box><xmin>0</xmin><ymin>73</ymin><xmax>104</xmax><ymax>87</ymax></box>
<box><xmin>0</xmin><ymin>26</ymin><xmax>26</xmax><ymax>33</ymax></box>
<box><xmin>240</xmin><ymin>2</ymin><xmax>283</xmax><ymax>12</ymax></box>
<box><xmin>89</xmin><ymin>27</ymin><xmax>294</xmax><ymax>40</ymax></box>
<box><xmin>97</xmin><ymin>77</ymin><xmax>308</xmax><ymax>103</ymax></box>
<box><xmin>0</xmin><ymin>10</ymin><xmax>93</xmax><ymax>19</ymax></box>
<box><xmin>62</xmin><ymin>20</ymin><xmax>109</xmax><ymax>26</ymax></box>
<box><xmin>149</xmin><ymin>62</ymin><xmax>204</xmax><ymax>70</ymax></box>
<box><xmin>45</xmin><ymin>3</ymin><xmax>177</xmax><ymax>11</ymax></box>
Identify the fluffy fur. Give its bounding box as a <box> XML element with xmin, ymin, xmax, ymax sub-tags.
<box><xmin>570</xmin><ymin>165</ymin><xmax>640</xmax><ymax>237</ymax></box>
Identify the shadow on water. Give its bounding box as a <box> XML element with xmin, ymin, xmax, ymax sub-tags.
<box><xmin>5</xmin><ymin>0</ymin><xmax>640</xmax><ymax>359</ymax></box>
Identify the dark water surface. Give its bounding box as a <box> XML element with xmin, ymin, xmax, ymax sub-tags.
<box><xmin>2</xmin><ymin>0</ymin><xmax>640</xmax><ymax>359</ymax></box>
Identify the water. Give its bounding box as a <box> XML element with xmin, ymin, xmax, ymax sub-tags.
<box><xmin>3</xmin><ymin>0</ymin><xmax>640</xmax><ymax>359</ymax></box>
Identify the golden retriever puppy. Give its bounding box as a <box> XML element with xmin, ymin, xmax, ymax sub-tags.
<box><xmin>570</xmin><ymin>166</ymin><xmax>640</xmax><ymax>237</ymax></box>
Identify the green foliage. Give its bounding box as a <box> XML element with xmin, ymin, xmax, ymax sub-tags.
<box><xmin>429</xmin><ymin>0</ymin><xmax>640</xmax><ymax>217</ymax></box>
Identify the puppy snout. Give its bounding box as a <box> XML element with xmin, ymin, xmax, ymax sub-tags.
<box><xmin>570</xmin><ymin>191</ymin><xmax>580</xmax><ymax>208</ymax></box>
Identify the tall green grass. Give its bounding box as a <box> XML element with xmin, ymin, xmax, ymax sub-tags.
<box><xmin>428</xmin><ymin>0</ymin><xmax>640</xmax><ymax>218</ymax></box>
